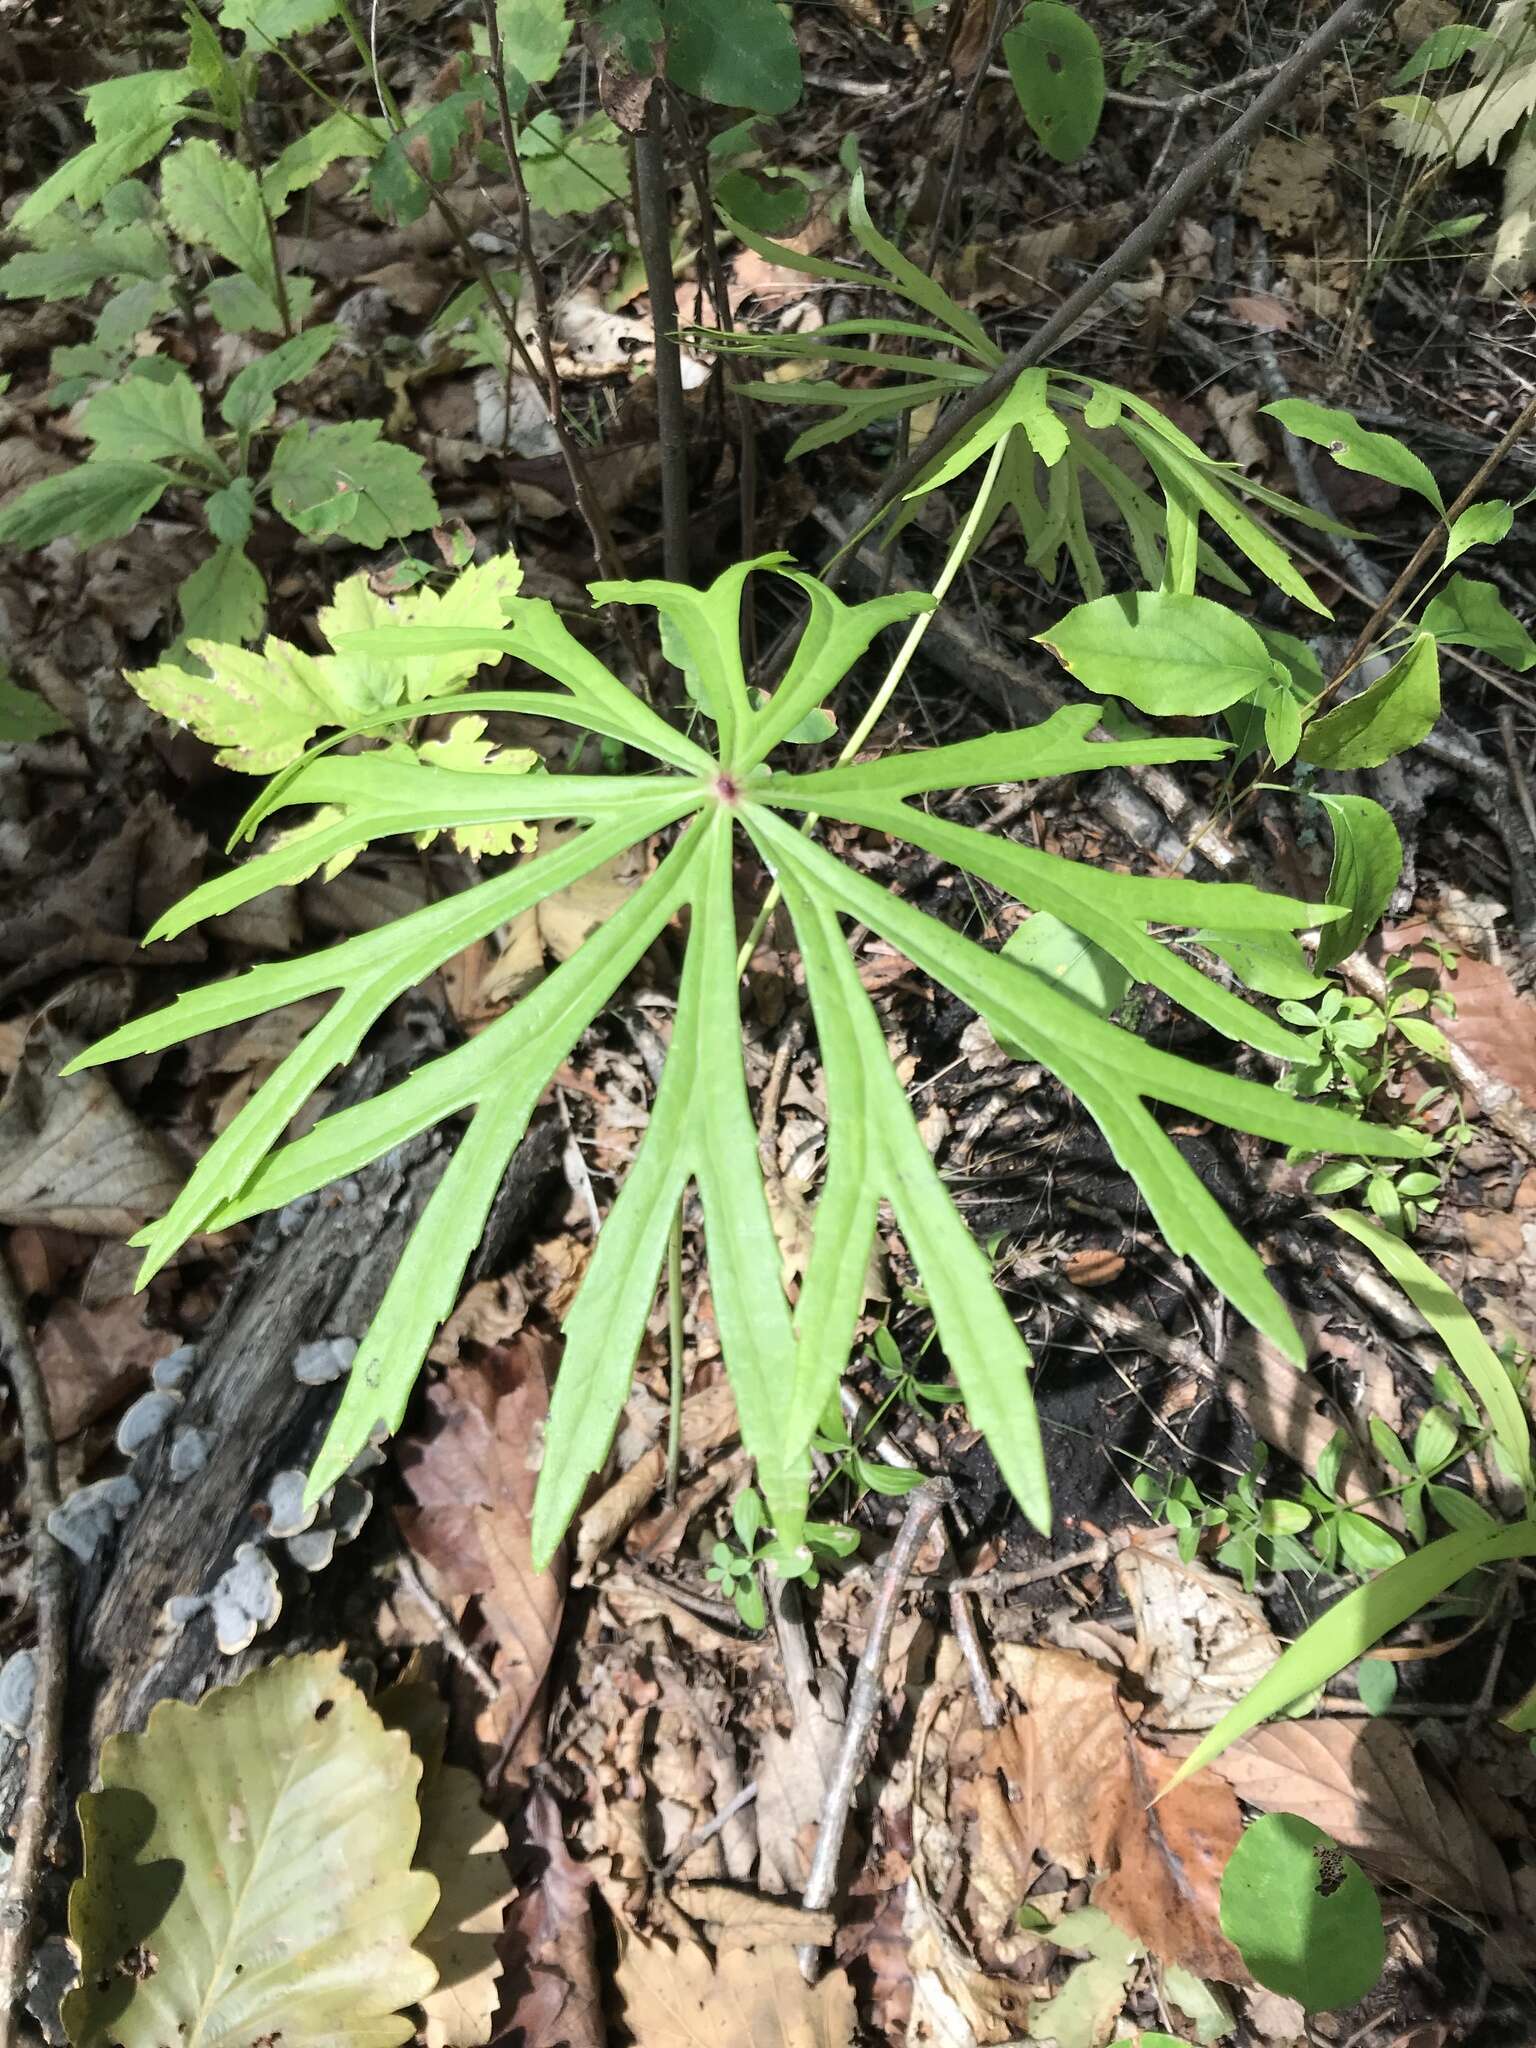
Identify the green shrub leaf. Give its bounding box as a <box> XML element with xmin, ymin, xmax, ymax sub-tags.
<box><xmin>0</xmin><ymin>668</ymin><xmax>65</xmax><ymax>743</ymax></box>
<box><xmin>1219</xmin><ymin>1813</ymin><xmax>1384</xmax><ymax>2012</ymax></box>
<box><xmin>221</xmin><ymin>325</ymin><xmax>339</xmax><ymax>437</ymax></box>
<box><xmin>1003</xmin><ymin>1</ymin><xmax>1106</xmax><ymax>165</ymax></box>
<box><xmin>1262</xmin><ymin>399</ymin><xmax>1444</xmax><ymax>512</ymax></box>
<box><xmin>1299</xmin><ymin>633</ymin><xmax>1440</xmax><ymax>770</ymax></box>
<box><xmin>63</xmin><ymin>1650</ymin><xmax>437</xmax><ymax>2048</ymax></box>
<box><xmin>178</xmin><ymin>544</ymin><xmax>267</xmax><ymax>645</ymax></box>
<box><xmin>1423</xmin><ymin>573</ymin><xmax>1536</xmax><ymax>668</ymax></box>
<box><xmin>1312</xmin><ymin>793</ymin><xmax>1402</xmax><ymax>971</ymax></box>
<box><xmin>268</xmin><ymin>420</ymin><xmax>440</xmax><ymax>545</ymax></box>
<box><xmin>1444</xmin><ymin>497</ymin><xmax>1513</xmax><ymax>566</ymax></box>
<box><xmin>0</xmin><ymin>460</ymin><xmax>172</xmax><ymax>548</ymax></box>
<box><xmin>1037</xmin><ymin>589</ymin><xmax>1277</xmax><ymax>715</ymax></box>
<box><xmin>662</xmin><ymin>0</ymin><xmax>803</xmax><ymax>113</ymax></box>
<box><xmin>161</xmin><ymin>138</ymin><xmax>277</xmax><ymax>297</ymax></box>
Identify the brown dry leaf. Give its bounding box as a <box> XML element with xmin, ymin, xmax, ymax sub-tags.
<box><xmin>472</xmin><ymin>824</ymin><xmax>652</xmax><ymax>1007</ymax></box>
<box><xmin>34</xmin><ymin>1295</ymin><xmax>177</xmax><ymax>1439</ymax></box>
<box><xmin>1208</xmin><ymin>1717</ymin><xmax>1515</xmax><ymax>1917</ymax></box>
<box><xmin>671</xmin><ymin>1884</ymin><xmax>835</xmax><ymax>1950</ymax></box>
<box><xmin>0</xmin><ymin>1043</ymin><xmax>184</xmax><ymax>1234</ymax></box>
<box><xmin>396</xmin><ymin>1333</ymin><xmax>566</xmax><ymax>1758</ymax></box>
<box><xmin>756</xmin><ymin>1675</ymin><xmax>847</xmax><ymax>1897</ymax></box>
<box><xmin>1384</xmin><ymin>920</ymin><xmax>1536</xmax><ymax>1110</ymax></box>
<box><xmin>498</xmin><ymin>1784</ymin><xmax>603</xmax><ymax>2048</ymax></box>
<box><xmin>1226</xmin><ymin>291</ymin><xmax>1300</xmax><ymax>331</ymax></box>
<box><xmin>1206</xmin><ymin>385</ymin><xmax>1268</xmax><ymax>476</ymax></box>
<box><xmin>428</xmin><ymin>1274</ymin><xmax>529</xmax><ymax>1363</ymax></box>
<box><xmin>1241</xmin><ymin>137</ymin><xmax>1337</xmax><ymax>240</ymax></box>
<box><xmin>1094</xmin><ymin>1740</ymin><xmax>1244</xmax><ymax>1982</ymax></box>
<box><xmin>575</xmin><ymin>1382</ymin><xmax>740</xmax><ymax>1574</ymax></box>
<box><xmin>1222</xmin><ymin>1327</ymin><xmax>1374</xmax><ymax>1504</ymax></box>
<box><xmin>615</xmin><ymin>1937</ymin><xmax>855</xmax><ymax>2048</ymax></box>
<box><xmin>992</xmin><ymin>1645</ymin><xmax>1244</xmax><ymax>1980</ymax></box>
<box><xmin>1062</xmin><ymin>1248</ymin><xmax>1125</xmax><ymax>1288</ymax></box>
<box><xmin>1117</xmin><ymin>1540</ymin><xmax>1281</xmax><ymax>1731</ymax></box>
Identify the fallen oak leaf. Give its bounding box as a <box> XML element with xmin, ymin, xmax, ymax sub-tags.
<box><xmin>615</xmin><ymin>1935</ymin><xmax>856</xmax><ymax>2048</ymax></box>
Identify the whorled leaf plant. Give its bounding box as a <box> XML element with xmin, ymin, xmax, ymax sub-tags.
<box><xmin>74</xmin><ymin>552</ymin><xmax>1431</xmax><ymax>1567</ymax></box>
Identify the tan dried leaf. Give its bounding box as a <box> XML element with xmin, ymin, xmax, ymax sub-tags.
<box><xmin>615</xmin><ymin>1937</ymin><xmax>855</xmax><ymax>2048</ymax></box>
<box><xmin>1240</xmin><ymin>136</ymin><xmax>1337</xmax><ymax>239</ymax></box>
<box><xmin>428</xmin><ymin>1274</ymin><xmax>529</xmax><ymax>1363</ymax></box>
<box><xmin>1117</xmin><ymin>1540</ymin><xmax>1281</xmax><ymax>1731</ymax></box>
<box><xmin>35</xmin><ymin>1296</ymin><xmax>177</xmax><ymax>1439</ymax></box>
<box><xmin>671</xmin><ymin>1883</ymin><xmax>835</xmax><ymax>1950</ymax></box>
<box><xmin>500</xmin><ymin>1785</ymin><xmax>603</xmax><ymax>2048</ymax></box>
<box><xmin>0</xmin><ymin>1048</ymin><xmax>183</xmax><ymax>1234</ymax></box>
<box><xmin>1207</xmin><ymin>1717</ymin><xmax>1515</xmax><ymax>1917</ymax></box>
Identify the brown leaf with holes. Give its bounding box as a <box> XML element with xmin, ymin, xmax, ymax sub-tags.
<box><xmin>615</xmin><ymin>1936</ymin><xmax>855</xmax><ymax>2048</ymax></box>
<box><xmin>1204</xmin><ymin>1717</ymin><xmax>1514</xmax><ymax>1918</ymax></box>
<box><xmin>991</xmin><ymin>1644</ymin><xmax>1245</xmax><ymax>1980</ymax></box>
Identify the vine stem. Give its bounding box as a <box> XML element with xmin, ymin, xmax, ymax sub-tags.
<box><xmin>737</xmin><ymin>431</ymin><xmax>1010</xmax><ymax>976</ymax></box>
<box><xmin>0</xmin><ymin>1251</ymin><xmax>67</xmax><ymax>2046</ymax></box>
<box><xmin>826</xmin><ymin>0</ymin><xmax>1372</xmax><ymax>577</ymax></box>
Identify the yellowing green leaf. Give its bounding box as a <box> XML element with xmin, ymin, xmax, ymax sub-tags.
<box><xmin>1298</xmin><ymin>634</ymin><xmax>1440</xmax><ymax>770</ymax></box>
<box><xmin>63</xmin><ymin>1650</ymin><xmax>437</xmax><ymax>2048</ymax></box>
<box><xmin>413</xmin><ymin>716</ymin><xmax>540</xmax><ymax>857</ymax></box>
<box><xmin>129</xmin><ymin>637</ymin><xmax>340</xmax><ymax>771</ymax></box>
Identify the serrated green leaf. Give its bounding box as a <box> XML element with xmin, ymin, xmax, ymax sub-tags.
<box><xmin>1037</xmin><ymin>589</ymin><xmax>1277</xmax><ymax>715</ymax></box>
<box><xmin>161</xmin><ymin>138</ymin><xmax>276</xmax><ymax>295</ymax></box>
<box><xmin>0</xmin><ymin>221</ymin><xmax>169</xmax><ymax>302</ymax></box>
<box><xmin>1167</xmin><ymin>1522</ymin><xmax>1536</xmax><ymax>1792</ymax></box>
<box><xmin>0</xmin><ymin>460</ymin><xmax>171</xmax><ymax>548</ymax></box>
<box><xmin>496</xmin><ymin>0</ymin><xmax>573</xmax><ymax>102</ymax></box>
<box><xmin>516</xmin><ymin>110</ymin><xmax>628</xmax><ymax>215</ymax></box>
<box><xmin>1262</xmin><ymin>398</ymin><xmax>1444</xmax><ymax>512</ymax></box>
<box><xmin>662</xmin><ymin>0</ymin><xmax>803</xmax><ymax>112</ymax></box>
<box><xmin>1423</xmin><ymin>573</ymin><xmax>1536</xmax><ymax>668</ymax></box>
<box><xmin>1299</xmin><ymin>634</ymin><xmax>1439</xmax><ymax>770</ymax></box>
<box><xmin>0</xmin><ymin>668</ymin><xmax>65</xmax><ymax>743</ymax></box>
<box><xmin>268</xmin><ymin>419</ymin><xmax>440</xmax><ymax>545</ymax></box>
<box><xmin>207</xmin><ymin>475</ymin><xmax>257</xmax><ymax>544</ymax></box>
<box><xmin>1003</xmin><ymin>1</ymin><xmax>1105</xmax><ymax>165</ymax></box>
<box><xmin>204</xmin><ymin>269</ymin><xmax>315</xmax><ymax>333</ymax></box>
<box><xmin>62</xmin><ymin>1650</ymin><xmax>437</xmax><ymax>2048</ymax></box>
<box><xmin>261</xmin><ymin>108</ymin><xmax>387</xmax><ymax>208</ymax></box>
<box><xmin>81</xmin><ymin>363</ymin><xmax>217</xmax><ymax>472</ymax></box>
<box><xmin>220</xmin><ymin>0</ymin><xmax>341</xmax><ymax>40</ymax></box>
<box><xmin>129</xmin><ymin>635</ymin><xmax>343</xmax><ymax>771</ymax></box>
<box><xmin>1326</xmin><ymin>1210</ymin><xmax>1532</xmax><ymax>1496</ymax></box>
<box><xmin>221</xmin><ymin>324</ymin><xmax>339</xmax><ymax>435</ymax></box>
<box><xmin>179</xmin><ymin>545</ymin><xmax>267</xmax><ymax>645</ymax></box>
<box><xmin>1312</xmin><ymin>793</ymin><xmax>1402</xmax><ymax>972</ymax></box>
<box><xmin>15</xmin><ymin>72</ymin><xmax>193</xmax><ymax>232</ymax></box>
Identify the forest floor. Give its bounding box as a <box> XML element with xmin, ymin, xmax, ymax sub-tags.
<box><xmin>3</xmin><ymin>3</ymin><xmax>1536</xmax><ymax>2045</ymax></box>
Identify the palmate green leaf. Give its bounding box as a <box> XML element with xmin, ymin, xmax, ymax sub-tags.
<box><xmin>85</xmin><ymin>555</ymin><xmax>1438</xmax><ymax>1564</ymax></box>
<box><xmin>1325</xmin><ymin>1210</ymin><xmax>1532</xmax><ymax>1496</ymax></box>
<box><xmin>1167</xmin><ymin>1520</ymin><xmax>1536</xmax><ymax>1792</ymax></box>
<box><xmin>15</xmin><ymin>71</ymin><xmax>194</xmax><ymax>232</ymax></box>
<box><xmin>81</xmin><ymin>361</ymin><xmax>219</xmax><ymax>473</ymax></box>
<box><xmin>63</xmin><ymin>1650</ymin><xmax>436</xmax><ymax>2048</ymax></box>
<box><xmin>750</xmin><ymin>808</ymin><xmax>1427</xmax><ymax>1369</ymax></box>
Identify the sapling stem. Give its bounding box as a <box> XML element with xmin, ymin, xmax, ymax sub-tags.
<box><xmin>665</xmin><ymin>1202</ymin><xmax>685</xmax><ymax>1504</ymax></box>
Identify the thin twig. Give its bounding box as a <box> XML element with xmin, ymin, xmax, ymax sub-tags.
<box><xmin>798</xmin><ymin>1482</ymin><xmax>950</xmax><ymax>1980</ymax></box>
<box><xmin>659</xmin><ymin>1779</ymin><xmax>760</xmax><ymax>1883</ymax></box>
<box><xmin>476</xmin><ymin>0</ymin><xmax>633</xmax><ymax>595</ymax></box>
<box><xmin>0</xmin><ymin>1251</ymin><xmax>67</xmax><ymax>2046</ymax></box>
<box><xmin>394</xmin><ymin>1553</ymin><xmax>498</xmax><ymax>1701</ymax></box>
<box><xmin>1499</xmin><ymin>706</ymin><xmax>1536</xmax><ymax>855</ymax></box>
<box><xmin>945</xmin><ymin>1538</ymin><xmax>1111</xmax><ymax>1597</ymax></box>
<box><xmin>633</xmin><ymin>92</ymin><xmax>690</xmax><ymax>585</ymax></box>
<box><xmin>829</xmin><ymin>0</ymin><xmax>1373</xmax><ymax>576</ymax></box>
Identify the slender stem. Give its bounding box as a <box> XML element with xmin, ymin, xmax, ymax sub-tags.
<box><xmin>476</xmin><ymin>0</ymin><xmax>636</xmax><ymax>600</ymax></box>
<box><xmin>0</xmin><ymin>1251</ymin><xmax>67</xmax><ymax>2047</ymax></box>
<box><xmin>797</xmin><ymin>1483</ymin><xmax>950</xmax><ymax>1978</ymax></box>
<box><xmin>684</xmin><ymin>128</ymin><xmax>757</xmax><ymax>604</ymax></box>
<box><xmin>633</xmin><ymin>92</ymin><xmax>690</xmax><ymax>584</ymax></box>
<box><xmin>665</xmin><ymin>1202</ymin><xmax>685</xmax><ymax>1505</ymax></box>
<box><xmin>737</xmin><ymin>433</ymin><xmax>1010</xmax><ymax>975</ymax></box>
<box><xmin>827</xmin><ymin>0</ymin><xmax>1372</xmax><ymax>577</ymax></box>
